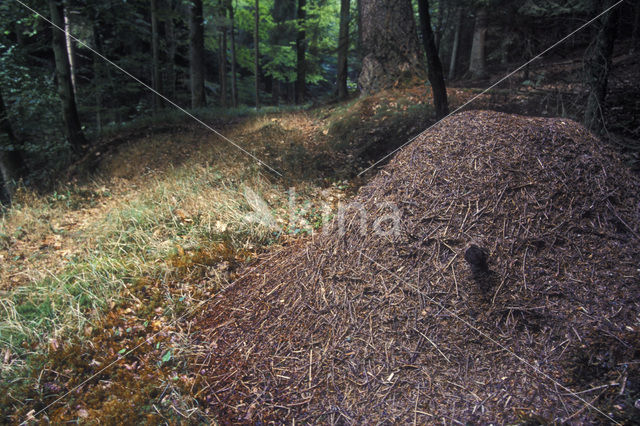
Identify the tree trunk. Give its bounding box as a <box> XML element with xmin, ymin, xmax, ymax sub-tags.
<box><xmin>49</xmin><ymin>0</ymin><xmax>87</xmax><ymax>153</ymax></box>
<box><xmin>189</xmin><ymin>0</ymin><xmax>206</xmax><ymax>108</ymax></box>
<box><xmin>357</xmin><ymin>0</ymin><xmax>424</xmax><ymax>95</ymax></box>
<box><xmin>92</xmin><ymin>26</ymin><xmax>103</xmax><ymax>134</ymax></box>
<box><xmin>63</xmin><ymin>4</ymin><xmax>77</xmax><ymax>95</ymax></box>
<box><xmin>228</xmin><ymin>0</ymin><xmax>238</xmax><ymax>107</ymax></box>
<box><xmin>271</xmin><ymin>0</ymin><xmax>295</xmax><ymax>106</ymax></box>
<box><xmin>448</xmin><ymin>5</ymin><xmax>461</xmax><ymax>80</ymax></box>
<box><xmin>165</xmin><ymin>0</ymin><xmax>177</xmax><ymax>100</ymax></box>
<box><xmin>272</xmin><ymin>80</ymin><xmax>281</xmax><ymax>106</ymax></box>
<box><xmin>356</xmin><ymin>0</ymin><xmax>363</xmax><ymax>64</ymax></box>
<box><xmin>433</xmin><ymin>0</ymin><xmax>444</xmax><ymax>52</ymax></box>
<box><xmin>336</xmin><ymin>0</ymin><xmax>350</xmax><ymax>99</ymax></box>
<box><xmin>468</xmin><ymin>7</ymin><xmax>487</xmax><ymax>79</ymax></box>
<box><xmin>584</xmin><ymin>0</ymin><xmax>619</xmax><ymax>134</ymax></box>
<box><xmin>219</xmin><ymin>30</ymin><xmax>228</xmax><ymax>107</ymax></box>
<box><xmin>417</xmin><ymin>0</ymin><xmax>448</xmax><ymax>119</ymax></box>
<box><xmin>254</xmin><ymin>0</ymin><xmax>260</xmax><ymax>108</ymax></box>
<box><xmin>0</xmin><ymin>90</ymin><xmax>27</xmax><ymax>205</ymax></box>
<box><xmin>631</xmin><ymin>0</ymin><xmax>640</xmax><ymax>53</ymax></box>
<box><xmin>219</xmin><ymin>0</ymin><xmax>228</xmax><ymax>108</ymax></box>
<box><xmin>151</xmin><ymin>0</ymin><xmax>162</xmax><ymax>112</ymax></box>
<box><xmin>295</xmin><ymin>0</ymin><xmax>306</xmax><ymax>104</ymax></box>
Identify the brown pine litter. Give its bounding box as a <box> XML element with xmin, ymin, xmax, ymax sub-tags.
<box><xmin>193</xmin><ymin>110</ymin><xmax>640</xmax><ymax>424</ymax></box>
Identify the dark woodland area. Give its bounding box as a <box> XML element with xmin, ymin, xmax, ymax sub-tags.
<box><xmin>1</xmin><ymin>0</ymin><xmax>639</xmax><ymax>423</ymax></box>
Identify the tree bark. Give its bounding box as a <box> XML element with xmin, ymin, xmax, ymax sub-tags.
<box><xmin>151</xmin><ymin>0</ymin><xmax>162</xmax><ymax>112</ymax></box>
<box><xmin>49</xmin><ymin>0</ymin><xmax>87</xmax><ymax>153</ymax></box>
<box><xmin>228</xmin><ymin>0</ymin><xmax>238</xmax><ymax>107</ymax></box>
<box><xmin>92</xmin><ymin>25</ymin><xmax>103</xmax><ymax>134</ymax></box>
<box><xmin>468</xmin><ymin>7</ymin><xmax>487</xmax><ymax>79</ymax></box>
<box><xmin>254</xmin><ymin>0</ymin><xmax>260</xmax><ymax>108</ymax></box>
<box><xmin>189</xmin><ymin>0</ymin><xmax>206</xmax><ymax>108</ymax></box>
<box><xmin>0</xmin><ymin>90</ymin><xmax>27</xmax><ymax>205</ymax></box>
<box><xmin>356</xmin><ymin>0</ymin><xmax>363</xmax><ymax>64</ymax></box>
<box><xmin>357</xmin><ymin>0</ymin><xmax>424</xmax><ymax>95</ymax></box>
<box><xmin>336</xmin><ymin>0</ymin><xmax>350</xmax><ymax>99</ymax></box>
<box><xmin>448</xmin><ymin>5</ymin><xmax>461</xmax><ymax>80</ymax></box>
<box><xmin>165</xmin><ymin>0</ymin><xmax>177</xmax><ymax>100</ymax></box>
<box><xmin>631</xmin><ymin>0</ymin><xmax>640</xmax><ymax>53</ymax></box>
<box><xmin>295</xmin><ymin>0</ymin><xmax>306</xmax><ymax>104</ymax></box>
<box><xmin>433</xmin><ymin>0</ymin><xmax>444</xmax><ymax>52</ymax></box>
<box><xmin>63</xmin><ymin>4</ymin><xmax>77</xmax><ymax>95</ymax></box>
<box><xmin>417</xmin><ymin>0</ymin><xmax>448</xmax><ymax>119</ymax></box>
<box><xmin>219</xmin><ymin>0</ymin><xmax>228</xmax><ymax>107</ymax></box>
<box><xmin>584</xmin><ymin>0</ymin><xmax>619</xmax><ymax>134</ymax></box>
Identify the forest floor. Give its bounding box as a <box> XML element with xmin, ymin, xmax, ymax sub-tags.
<box><xmin>1</xmin><ymin>46</ymin><xmax>639</xmax><ymax>423</ymax></box>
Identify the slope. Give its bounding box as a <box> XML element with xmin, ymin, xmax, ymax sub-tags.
<box><xmin>194</xmin><ymin>110</ymin><xmax>640</xmax><ymax>423</ymax></box>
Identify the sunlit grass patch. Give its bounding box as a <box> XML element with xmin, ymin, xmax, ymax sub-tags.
<box><xmin>0</xmin><ymin>138</ymin><xmax>340</xmax><ymax>382</ymax></box>
<box><xmin>0</xmin><ymin>91</ymin><xmax>426</xmax><ymax>420</ymax></box>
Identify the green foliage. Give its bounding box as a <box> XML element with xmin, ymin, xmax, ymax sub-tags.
<box><xmin>0</xmin><ymin>40</ymin><xmax>69</xmax><ymax>180</ymax></box>
<box><xmin>227</xmin><ymin>0</ymin><xmax>349</xmax><ymax>89</ymax></box>
<box><xmin>0</xmin><ymin>0</ymin><xmax>362</xmax><ymax>184</ymax></box>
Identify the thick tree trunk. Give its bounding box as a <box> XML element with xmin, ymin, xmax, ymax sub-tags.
<box><xmin>228</xmin><ymin>0</ymin><xmax>238</xmax><ymax>107</ymax></box>
<box><xmin>219</xmin><ymin>0</ymin><xmax>228</xmax><ymax>108</ymax></box>
<box><xmin>0</xmin><ymin>90</ymin><xmax>27</xmax><ymax>205</ymax></box>
<box><xmin>357</xmin><ymin>0</ymin><xmax>424</xmax><ymax>95</ymax></box>
<box><xmin>468</xmin><ymin>7</ymin><xmax>487</xmax><ymax>79</ymax></box>
<box><xmin>584</xmin><ymin>0</ymin><xmax>619</xmax><ymax>134</ymax></box>
<box><xmin>151</xmin><ymin>0</ymin><xmax>162</xmax><ymax>112</ymax></box>
<box><xmin>254</xmin><ymin>0</ymin><xmax>260</xmax><ymax>108</ymax></box>
<box><xmin>295</xmin><ymin>0</ymin><xmax>306</xmax><ymax>104</ymax></box>
<box><xmin>165</xmin><ymin>0</ymin><xmax>177</xmax><ymax>99</ymax></box>
<box><xmin>448</xmin><ymin>5</ymin><xmax>461</xmax><ymax>80</ymax></box>
<box><xmin>49</xmin><ymin>0</ymin><xmax>86</xmax><ymax>153</ymax></box>
<box><xmin>336</xmin><ymin>0</ymin><xmax>350</xmax><ymax>99</ymax></box>
<box><xmin>189</xmin><ymin>0</ymin><xmax>206</xmax><ymax>108</ymax></box>
<box><xmin>417</xmin><ymin>0</ymin><xmax>448</xmax><ymax>119</ymax></box>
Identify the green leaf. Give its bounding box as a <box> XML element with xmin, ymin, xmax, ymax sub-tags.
<box><xmin>161</xmin><ymin>350</ymin><xmax>172</xmax><ymax>363</ymax></box>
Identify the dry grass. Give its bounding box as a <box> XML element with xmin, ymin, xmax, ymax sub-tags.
<box><xmin>0</xmin><ymin>110</ymin><xmax>350</xmax><ymax>384</ymax></box>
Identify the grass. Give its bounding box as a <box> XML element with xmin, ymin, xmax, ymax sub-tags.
<box><xmin>0</xmin><ymin>87</ymin><xmax>452</xmax><ymax>422</ymax></box>
<box><xmin>0</xmin><ymin>168</ymin><xmax>328</xmax><ymax>421</ymax></box>
<box><xmin>2</xmin><ymin>166</ymin><xmax>299</xmax><ymax>360</ymax></box>
<box><xmin>4</xmin><ymin>134</ymin><xmax>304</xmax><ymax>334</ymax></box>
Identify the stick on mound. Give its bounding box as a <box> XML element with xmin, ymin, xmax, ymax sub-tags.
<box><xmin>194</xmin><ymin>110</ymin><xmax>640</xmax><ymax>424</ymax></box>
